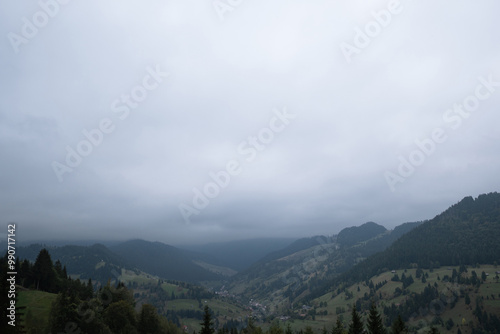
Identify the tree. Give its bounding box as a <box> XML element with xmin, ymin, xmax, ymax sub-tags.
<box><xmin>74</xmin><ymin>277</ymin><xmax>94</xmax><ymax>301</ymax></box>
<box><xmin>366</xmin><ymin>303</ymin><xmax>385</xmax><ymax>334</ymax></box>
<box><xmin>427</xmin><ymin>327</ymin><xmax>440</xmax><ymax>334</ymax></box>
<box><xmin>302</xmin><ymin>327</ymin><xmax>314</xmax><ymax>334</ymax></box>
<box><xmin>445</xmin><ymin>318</ymin><xmax>454</xmax><ymax>331</ymax></box>
<box><xmin>333</xmin><ymin>318</ymin><xmax>345</xmax><ymax>334</ymax></box>
<box><xmin>77</xmin><ymin>297</ymin><xmax>109</xmax><ymax>334</ymax></box>
<box><xmin>99</xmin><ymin>281</ymin><xmax>135</xmax><ymax>310</ymax></box>
<box><xmin>243</xmin><ymin>316</ymin><xmax>263</xmax><ymax>334</ymax></box>
<box><xmin>54</xmin><ymin>260</ymin><xmax>64</xmax><ymax>277</ymax></box>
<box><xmin>269</xmin><ymin>322</ymin><xmax>284</xmax><ymax>334</ymax></box>
<box><xmin>18</xmin><ymin>259</ymin><xmax>32</xmax><ymax>287</ymax></box>
<box><xmin>390</xmin><ymin>315</ymin><xmax>407</xmax><ymax>334</ymax></box>
<box><xmin>33</xmin><ymin>248</ymin><xmax>58</xmax><ymax>292</ymax></box>
<box><xmin>104</xmin><ymin>300</ymin><xmax>138</xmax><ymax>333</ymax></box>
<box><xmin>49</xmin><ymin>290</ymin><xmax>80</xmax><ymax>333</ymax></box>
<box><xmin>200</xmin><ymin>305</ymin><xmax>214</xmax><ymax>334</ymax></box>
<box><xmin>348</xmin><ymin>305</ymin><xmax>364</xmax><ymax>334</ymax></box>
<box><xmin>139</xmin><ymin>304</ymin><xmax>161</xmax><ymax>334</ymax></box>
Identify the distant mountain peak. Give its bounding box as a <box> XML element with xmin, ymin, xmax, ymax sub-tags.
<box><xmin>337</xmin><ymin>221</ymin><xmax>387</xmax><ymax>247</ymax></box>
<box><xmin>339</xmin><ymin>191</ymin><xmax>500</xmax><ymax>284</ymax></box>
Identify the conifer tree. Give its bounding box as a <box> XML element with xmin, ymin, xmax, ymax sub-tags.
<box><xmin>33</xmin><ymin>248</ymin><xmax>57</xmax><ymax>292</ymax></box>
<box><xmin>391</xmin><ymin>315</ymin><xmax>407</xmax><ymax>334</ymax></box>
<box><xmin>332</xmin><ymin>319</ymin><xmax>345</xmax><ymax>334</ymax></box>
<box><xmin>103</xmin><ymin>299</ymin><xmax>137</xmax><ymax>333</ymax></box>
<box><xmin>304</xmin><ymin>327</ymin><xmax>315</xmax><ymax>334</ymax></box>
<box><xmin>200</xmin><ymin>305</ymin><xmax>214</xmax><ymax>334</ymax></box>
<box><xmin>49</xmin><ymin>290</ymin><xmax>80</xmax><ymax>333</ymax></box>
<box><xmin>348</xmin><ymin>305</ymin><xmax>364</xmax><ymax>334</ymax></box>
<box><xmin>84</xmin><ymin>278</ymin><xmax>94</xmax><ymax>300</ymax></box>
<box><xmin>427</xmin><ymin>327</ymin><xmax>440</xmax><ymax>334</ymax></box>
<box><xmin>269</xmin><ymin>322</ymin><xmax>284</xmax><ymax>334</ymax></box>
<box><xmin>139</xmin><ymin>303</ymin><xmax>161</xmax><ymax>334</ymax></box>
<box><xmin>367</xmin><ymin>303</ymin><xmax>385</xmax><ymax>334</ymax></box>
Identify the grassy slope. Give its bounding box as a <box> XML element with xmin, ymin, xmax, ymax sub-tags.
<box><xmin>172</xmin><ymin>298</ymin><xmax>249</xmax><ymax>333</ymax></box>
<box><xmin>118</xmin><ymin>268</ymin><xmax>250</xmax><ymax>333</ymax></box>
<box><xmin>17</xmin><ymin>288</ymin><xmax>58</xmax><ymax>332</ymax></box>
<box><xmin>300</xmin><ymin>265</ymin><xmax>500</xmax><ymax>333</ymax></box>
<box><xmin>16</xmin><ymin>269</ymin><xmax>249</xmax><ymax>334</ymax></box>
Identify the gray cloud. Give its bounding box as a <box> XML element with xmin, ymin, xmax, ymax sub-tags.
<box><xmin>1</xmin><ymin>0</ymin><xmax>499</xmax><ymax>245</ymax></box>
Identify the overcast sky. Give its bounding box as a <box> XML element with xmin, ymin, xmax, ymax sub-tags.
<box><xmin>1</xmin><ymin>0</ymin><xmax>499</xmax><ymax>245</ymax></box>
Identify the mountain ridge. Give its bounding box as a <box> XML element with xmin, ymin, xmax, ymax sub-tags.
<box><xmin>332</xmin><ymin>192</ymin><xmax>500</xmax><ymax>286</ymax></box>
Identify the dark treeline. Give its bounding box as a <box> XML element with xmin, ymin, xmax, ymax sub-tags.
<box><xmin>0</xmin><ymin>248</ymin><xmax>181</xmax><ymax>334</ymax></box>
<box><xmin>47</xmin><ymin>280</ymin><xmax>181</xmax><ymax>334</ymax></box>
<box><xmin>11</xmin><ymin>248</ymin><xmax>93</xmax><ymax>296</ymax></box>
<box><xmin>15</xmin><ymin>242</ymin><xmax>132</xmax><ymax>284</ymax></box>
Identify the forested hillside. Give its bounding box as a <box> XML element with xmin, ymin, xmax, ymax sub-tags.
<box><xmin>0</xmin><ymin>248</ymin><xmax>180</xmax><ymax>333</ymax></box>
<box><xmin>15</xmin><ymin>239</ymin><xmax>227</xmax><ymax>285</ymax></box>
<box><xmin>227</xmin><ymin>222</ymin><xmax>423</xmax><ymax>311</ymax></box>
<box><xmin>16</xmin><ymin>243</ymin><xmax>133</xmax><ymax>284</ymax></box>
<box><xmin>336</xmin><ymin>222</ymin><xmax>387</xmax><ymax>247</ymax></box>
<box><xmin>336</xmin><ymin>192</ymin><xmax>500</xmax><ymax>285</ymax></box>
<box><xmin>111</xmin><ymin>239</ymin><xmax>223</xmax><ymax>282</ymax></box>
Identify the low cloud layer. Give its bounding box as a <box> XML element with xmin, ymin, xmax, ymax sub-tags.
<box><xmin>1</xmin><ymin>0</ymin><xmax>499</xmax><ymax>245</ymax></box>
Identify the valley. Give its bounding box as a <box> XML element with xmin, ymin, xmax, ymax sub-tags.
<box><xmin>3</xmin><ymin>192</ymin><xmax>500</xmax><ymax>333</ymax></box>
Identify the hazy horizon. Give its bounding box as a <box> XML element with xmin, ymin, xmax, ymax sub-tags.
<box><xmin>1</xmin><ymin>1</ymin><xmax>499</xmax><ymax>245</ymax></box>
<box><xmin>0</xmin><ymin>194</ymin><xmax>480</xmax><ymax>246</ymax></box>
